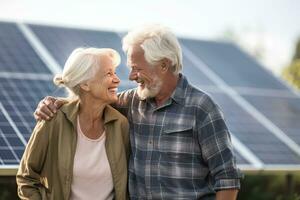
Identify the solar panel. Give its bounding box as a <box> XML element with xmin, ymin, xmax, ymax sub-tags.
<box><xmin>1</xmin><ymin>22</ymin><xmax>300</xmax><ymax>172</ymax></box>
<box><xmin>242</xmin><ymin>95</ymin><xmax>300</xmax><ymax>144</ymax></box>
<box><xmin>0</xmin><ymin>22</ymin><xmax>51</xmax><ymax>74</ymax></box>
<box><xmin>0</xmin><ymin>77</ymin><xmax>65</xmax><ymax>143</ymax></box>
<box><xmin>182</xmin><ymin>54</ymin><xmax>216</xmax><ymax>86</ymax></box>
<box><xmin>28</xmin><ymin>24</ymin><xmax>130</xmax><ymax>81</ymax></box>
<box><xmin>181</xmin><ymin>38</ymin><xmax>288</xmax><ymax>90</ymax></box>
<box><xmin>208</xmin><ymin>92</ymin><xmax>300</xmax><ymax>164</ymax></box>
<box><xmin>0</xmin><ymin>110</ymin><xmax>23</xmax><ymax>164</ymax></box>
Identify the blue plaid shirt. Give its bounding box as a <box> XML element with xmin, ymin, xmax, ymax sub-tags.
<box><xmin>116</xmin><ymin>74</ymin><xmax>242</xmax><ymax>199</ymax></box>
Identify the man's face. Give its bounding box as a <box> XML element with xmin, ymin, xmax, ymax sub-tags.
<box><xmin>127</xmin><ymin>45</ymin><xmax>162</xmax><ymax>100</ymax></box>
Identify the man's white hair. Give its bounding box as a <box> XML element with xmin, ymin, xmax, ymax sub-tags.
<box><xmin>53</xmin><ymin>47</ymin><xmax>120</xmax><ymax>99</ymax></box>
<box><xmin>122</xmin><ymin>24</ymin><xmax>182</xmax><ymax>74</ymax></box>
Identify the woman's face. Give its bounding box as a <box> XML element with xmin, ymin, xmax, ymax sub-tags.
<box><xmin>83</xmin><ymin>55</ymin><xmax>120</xmax><ymax>104</ymax></box>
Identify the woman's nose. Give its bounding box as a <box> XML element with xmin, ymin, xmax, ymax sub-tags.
<box><xmin>113</xmin><ymin>74</ymin><xmax>120</xmax><ymax>84</ymax></box>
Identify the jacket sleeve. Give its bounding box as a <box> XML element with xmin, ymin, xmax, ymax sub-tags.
<box><xmin>16</xmin><ymin>120</ymin><xmax>50</xmax><ymax>200</ymax></box>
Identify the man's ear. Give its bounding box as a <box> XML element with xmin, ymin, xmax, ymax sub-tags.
<box><xmin>79</xmin><ymin>82</ymin><xmax>90</xmax><ymax>92</ymax></box>
<box><xmin>160</xmin><ymin>58</ymin><xmax>170</xmax><ymax>72</ymax></box>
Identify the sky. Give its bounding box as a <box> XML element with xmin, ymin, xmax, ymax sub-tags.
<box><xmin>0</xmin><ymin>0</ymin><xmax>300</xmax><ymax>75</ymax></box>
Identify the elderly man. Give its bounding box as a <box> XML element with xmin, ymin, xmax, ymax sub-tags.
<box><xmin>35</xmin><ymin>24</ymin><xmax>242</xmax><ymax>199</ymax></box>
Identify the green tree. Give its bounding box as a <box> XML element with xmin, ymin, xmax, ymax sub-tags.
<box><xmin>282</xmin><ymin>59</ymin><xmax>300</xmax><ymax>89</ymax></box>
<box><xmin>293</xmin><ymin>38</ymin><xmax>300</xmax><ymax>60</ymax></box>
<box><xmin>282</xmin><ymin>39</ymin><xmax>300</xmax><ymax>89</ymax></box>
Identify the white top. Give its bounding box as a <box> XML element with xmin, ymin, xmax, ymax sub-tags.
<box><xmin>70</xmin><ymin>116</ymin><xmax>114</xmax><ymax>200</ymax></box>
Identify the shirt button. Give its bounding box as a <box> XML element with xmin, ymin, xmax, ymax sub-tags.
<box><xmin>149</xmin><ymin>140</ymin><xmax>152</xmax><ymax>144</ymax></box>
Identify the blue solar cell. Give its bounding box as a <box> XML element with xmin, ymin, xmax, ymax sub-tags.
<box><xmin>181</xmin><ymin>39</ymin><xmax>288</xmax><ymax>90</ymax></box>
<box><xmin>0</xmin><ymin>149</ymin><xmax>16</xmax><ymax>160</ymax></box>
<box><xmin>15</xmin><ymin>149</ymin><xmax>25</xmax><ymax>160</ymax></box>
<box><xmin>242</xmin><ymin>95</ymin><xmax>300</xmax><ymax>145</ymax></box>
<box><xmin>0</xmin><ymin>22</ymin><xmax>51</xmax><ymax>74</ymax></box>
<box><xmin>0</xmin><ymin>137</ymin><xmax>6</xmax><ymax>146</ymax></box>
<box><xmin>0</xmin><ymin>125</ymin><xmax>15</xmax><ymax>135</ymax></box>
<box><xmin>29</xmin><ymin>24</ymin><xmax>130</xmax><ymax>81</ymax></box>
<box><xmin>209</xmin><ymin>92</ymin><xmax>300</xmax><ymax>164</ymax></box>
<box><xmin>6</xmin><ymin>136</ymin><xmax>24</xmax><ymax>147</ymax></box>
<box><xmin>182</xmin><ymin>52</ymin><xmax>216</xmax><ymax>86</ymax></box>
<box><xmin>233</xmin><ymin>149</ymin><xmax>249</xmax><ymax>164</ymax></box>
<box><xmin>0</xmin><ymin>111</ymin><xmax>5</xmax><ymax>120</ymax></box>
<box><xmin>0</xmin><ymin>124</ymin><xmax>24</xmax><ymax>164</ymax></box>
<box><xmin>18</xmin><ymin>126</ymin><xmax>32</xmax><ymax>141</ymax></box>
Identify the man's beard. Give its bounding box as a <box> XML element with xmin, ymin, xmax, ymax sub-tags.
<box><xmin>137</xmin><ymin>76</ymin><xmax>162</xmax><ymax>100</ymax></box>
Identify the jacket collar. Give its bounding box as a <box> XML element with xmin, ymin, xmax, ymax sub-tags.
<box><xmin>61</xmin><ymin>99</ymin><xmax>120</xmax><ymax>127</ymax></box>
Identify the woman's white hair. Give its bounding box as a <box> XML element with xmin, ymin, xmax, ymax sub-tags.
<box><xmin>53</xmin><ymin>47</ymin><xmax>120</xmax><ymax>99</ymax></box>
<box><xmin>122</xmin><ymin>24</ymin><xmax>182</xmax><ymax>74</ymax></box>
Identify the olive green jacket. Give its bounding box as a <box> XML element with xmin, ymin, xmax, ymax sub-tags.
<box><xmin>16</xmin><ymin>100</ymin><xmax>130</xmax><ymax>200</ymax></box>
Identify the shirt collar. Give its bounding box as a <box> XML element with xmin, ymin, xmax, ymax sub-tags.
<box><xmin>61</xmin><ymin>99</ymin><xmax>119</xmax><ymax>127</ymax></box>
<box><xmin>169</xmin><ymin>73</ymin><xmax>189</xmax><ymax>105</ymax></box>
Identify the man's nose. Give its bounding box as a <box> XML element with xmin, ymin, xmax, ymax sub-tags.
<box><xmin>129</xmin><ymin>70</ymin><xmax>138</xmax><ymax>81</ymax></box>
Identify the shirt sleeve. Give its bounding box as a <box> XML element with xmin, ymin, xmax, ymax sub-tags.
<box><xmin>113</xmin><ymin>89</ymin><xmax>135</xmax><ymax>117</ymax></box>
<box><xmin>197</xmin><ymin>100</ymin><xmax>243</xmax><ymax>191</ymax></box>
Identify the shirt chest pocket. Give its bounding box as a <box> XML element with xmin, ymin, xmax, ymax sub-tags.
<box><xmin>159</xmin><ymin>125</ymin><xmax>195</xmax><ymax>156</ymax></box>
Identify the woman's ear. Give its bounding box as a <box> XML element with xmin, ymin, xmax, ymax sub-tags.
<box><xmin>79</xmin><ymin>82</ymin><xmax>90</xmax><ymax>92</ymax></box>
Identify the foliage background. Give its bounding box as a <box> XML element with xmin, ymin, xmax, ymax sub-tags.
<box><xmin>282</xmin><ymin>39</ymin><xmax>300</xmax><ymax>90</ymax></box>
<box><xmin>1</xmin><ymin>174</ymin><xmax>300</xmax><ymax>200</ymax></box>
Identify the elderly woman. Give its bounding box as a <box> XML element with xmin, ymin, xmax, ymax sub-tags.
<box><xmin>16</xmin><ymin>48</ymin><xmax>129</xmax><ymax>200</ymax></box>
